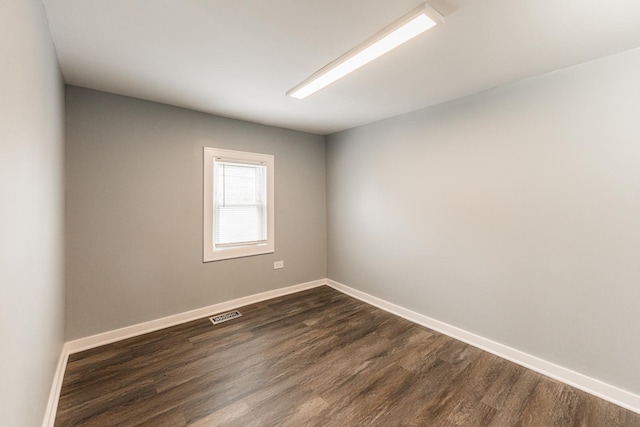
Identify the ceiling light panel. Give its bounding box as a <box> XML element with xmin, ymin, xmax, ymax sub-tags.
<box><xmin>287</xmin><ymin>3</ymin><xmax>443</xmax><ymax>100</ymax></box>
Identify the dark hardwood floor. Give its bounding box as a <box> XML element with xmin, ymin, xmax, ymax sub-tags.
<box><xmin>55</xmin><ymin>286</ymin><xmax>640</xmax><ymax>426</ymax></box>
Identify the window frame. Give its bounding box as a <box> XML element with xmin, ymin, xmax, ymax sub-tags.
<box><xmin>203</xmin><ymin>147</ymin><xmax>274</xmax><ymax>262</ymax></box>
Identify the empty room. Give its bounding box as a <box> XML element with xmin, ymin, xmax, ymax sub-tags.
<box><xmin>2</xmin><ymin>0</ymin><xmax>640</xmax><ymax>425</ymax></box>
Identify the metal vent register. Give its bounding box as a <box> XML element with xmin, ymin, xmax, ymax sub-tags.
<box><xmin>209</xmin><ymin>310</ymin><xmax>242</xmax><ymax>325</ymax></box>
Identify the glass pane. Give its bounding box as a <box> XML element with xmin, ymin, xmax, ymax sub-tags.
<box><xmin>213</xmin><ymin>161</ymin><xmax>267</xmax><ymax>245</ymax></box>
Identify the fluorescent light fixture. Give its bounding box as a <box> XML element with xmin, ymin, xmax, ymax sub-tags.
<box><xmin>287</xmin><ymin>3</ymin><xmax>443</xmax><ymax>99</ymax></box>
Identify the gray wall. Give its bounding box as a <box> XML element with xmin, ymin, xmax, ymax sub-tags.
<box><xmin>65</xmin><ymin>87</ymin><xmax>326</xmax><ymax>339</ymax></box>
<box><xmin>327</xmin><ymin>47</ymin><xmax>640</xmax><ymax>394</ymax></box>
<box><xmin>0</xmin><ymin>0</ymin><xmax>66</xmax><ymax>425</ymax></box>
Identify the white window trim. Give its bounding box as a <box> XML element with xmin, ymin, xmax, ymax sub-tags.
<box><xmin>203</xmin><ymin>147</ymin><xmax>274</xmax><ymax>262</ymax></box>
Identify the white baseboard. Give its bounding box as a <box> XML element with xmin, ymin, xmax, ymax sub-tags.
<box><xmin>42</xmin><ymin>278</ymin><xmax>326</xmax><ymax>426</ymax></box>
<box><xmin>65</xmin><ymin>279</ymin><xmax>326</xmax><ymax>354</ymax></box>
<box><xmin>43</xmin><ymin>277</ymin><xmax>640</xmax><ymax>426</ymax></box>
<box><xmin>42</xmin><ymin>343</ymin><xmax>70</xmax><ymax>427</ymax></box>
<box><xmin>326</xmin><ymin>278</ymin><xmax>640</xmax><ymax>415</ymax></box>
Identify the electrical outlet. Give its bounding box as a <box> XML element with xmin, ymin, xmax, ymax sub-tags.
<box><xmin>274</xmin><ymin>260</ymin><xmax>284</xmax><ymax>269</ymax></box>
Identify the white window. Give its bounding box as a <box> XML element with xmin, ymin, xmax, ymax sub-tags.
<box><xmin>203</xmin><ymin>147</ymin><xmax>274</xmax><ymax>262</ymax></box>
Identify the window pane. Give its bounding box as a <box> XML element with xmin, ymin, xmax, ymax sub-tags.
<box><xmin>214</xmin><ymin>161</ymin><xmax>267</xmax><ymax>245</ymax></box>
<box><xmin>217</xmin><ymin>205</ymin><xmax>264</xmax><ymax>243</ymax></box>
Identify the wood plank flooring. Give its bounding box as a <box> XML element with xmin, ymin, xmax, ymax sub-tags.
<box><xmin>55</xmin><ymin>286</ymin><xmax>640</xmax><ymax>426</ymax></box>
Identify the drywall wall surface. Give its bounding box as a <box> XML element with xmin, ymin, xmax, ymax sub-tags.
<box><xmin>327</xmin><ymin>47</ymin><xmax>640</xmax><ymax>394</ymax></box>
<box><xmin>65</xmin><ymin>87</ymin><xmax>326</xmax><ymax>339</ymax></box>
<box><xmin>0</xmin><ymin>0</ymin><xmax>66</xmax><ymax>425</ymax></box>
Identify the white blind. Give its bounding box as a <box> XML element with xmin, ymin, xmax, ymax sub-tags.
<box><xmin>213</xmin><ymin>160</ymin><xmax>267</xmax><ymax>247</ymax></box>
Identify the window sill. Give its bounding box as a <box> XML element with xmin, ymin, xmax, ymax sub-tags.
<box><xmin>203</xmin><ymin>243</ymin><xmax>274</xmax><ymax>262</ymax></box>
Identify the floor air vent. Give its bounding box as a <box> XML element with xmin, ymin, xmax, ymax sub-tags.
<box><xmin>209</xmin><ymin>310</ymin><xmax>242</xmax><ymax>325</ymax></box>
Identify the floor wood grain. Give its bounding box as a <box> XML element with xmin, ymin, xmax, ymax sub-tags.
<box><xmin>55</xmin><ymin>286</ymin><xmax>640</xmax><ymax>426</ymax></box>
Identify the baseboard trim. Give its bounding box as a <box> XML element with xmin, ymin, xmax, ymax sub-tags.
<box><xmin>42</xmin><ymin>342</ymin><xmax>70</xmax><ymax>427</ymax></box>
<box><xmin>66</xmin><ymin>279</ymin><xmax>327</xmax><ymax>354</ymax></box>
<box><xmin>43</xmin><ymin>277</ymin><xmax>640</xmax><ymax>426</ymax></box>
<box><xmin>42</xmin><ymin>278</ymin><xmax>326</xmax><ymax>427</ymax></box>
<box><xmin>327</xmin><ymin>278</ymin><xmax>640</xmax><ymax>415</ymax></box>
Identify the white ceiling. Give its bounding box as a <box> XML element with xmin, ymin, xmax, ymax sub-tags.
<box><xmin>43</xmin><ymin>0</ymin><xmax>640</xmax><ymax>135</ymax></box>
